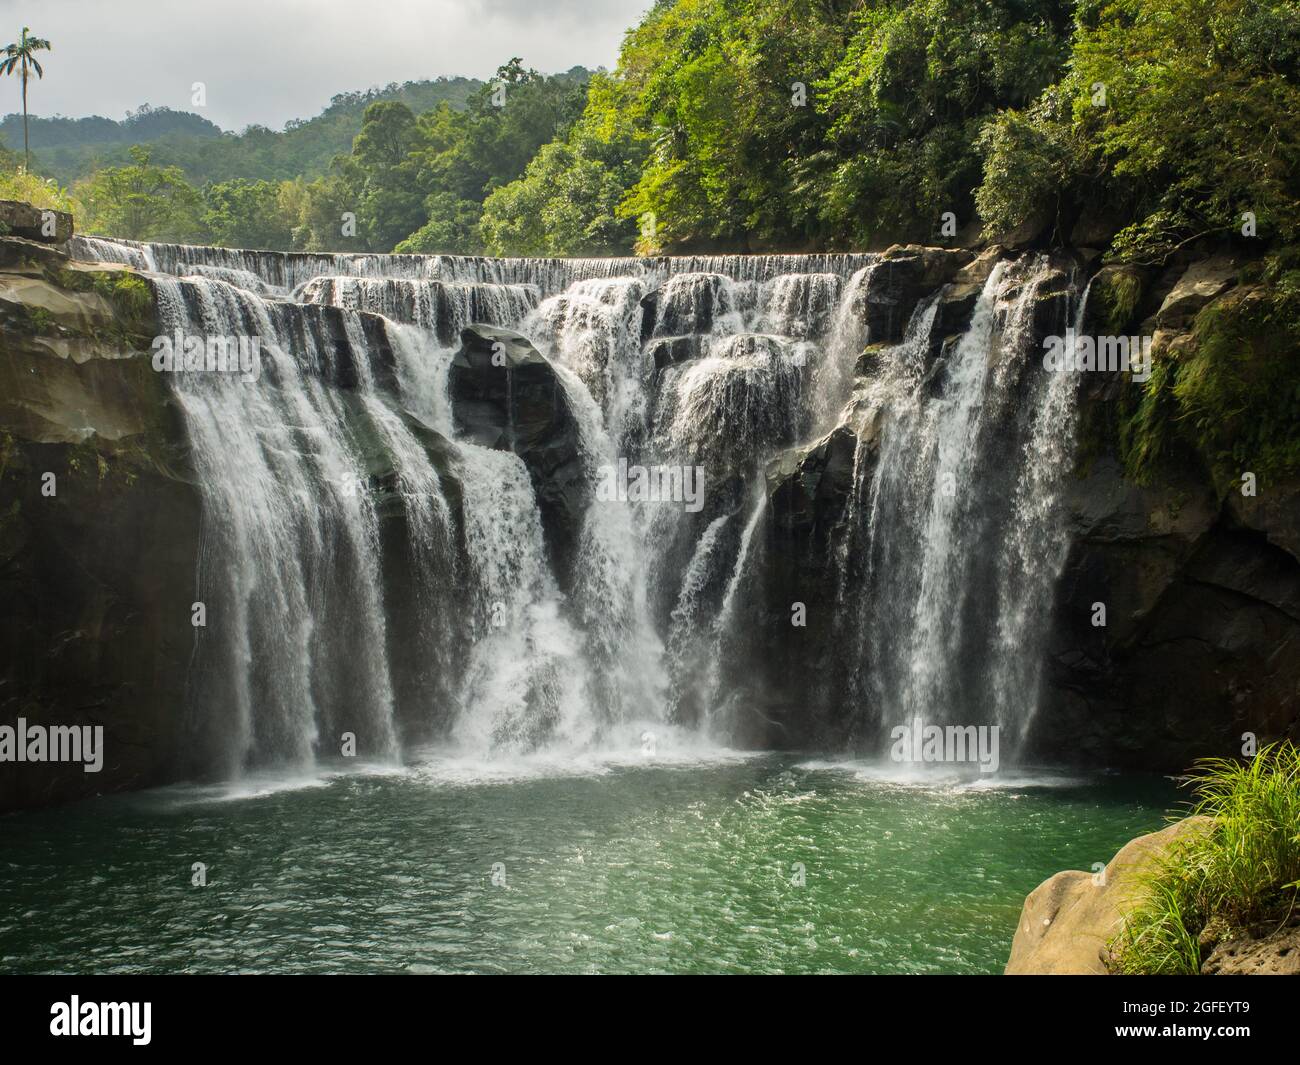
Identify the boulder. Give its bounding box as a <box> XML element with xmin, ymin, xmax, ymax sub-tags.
<box><xmin>1155</xmin><ymin>255</ymin><xmax>1237</xmax><ymax>331</ymax></box>
<box><xmin>0</xmin><ymin>198</ymin><xmax>73</xmax><ymax>244</ymax></box>
<box><xmin>647</xmin><ymin>334</ymin><xmax>702</xmax><ymax>370</ymax></box>
<box><xmin>1005</xmin><ymin>817</ymin><xmax>1213</xmax><ymax>974</ymax></box>
<box><xmin>862</xmin><ymin>245</ymin><xmax>974</xmax><ymax>343</ymax></box>
<box><xmin>448</xmin><ymin>323</ymin><xmax>585</xmax><ymax>581</ymax></box>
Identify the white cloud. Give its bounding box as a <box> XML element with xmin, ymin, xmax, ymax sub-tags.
<box><xmin>0</xmin><ymin>0</ymin><xmax>650</xmax><ymax>130</ymax></box>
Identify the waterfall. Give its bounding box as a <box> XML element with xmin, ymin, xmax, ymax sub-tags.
<box><xmin>151</xmin><ymin>276</ymin><xmax>402</xmax><ymax>774</ymax></box>
<box><xmin>830</xmin><ymin>257</ymin><xmax>1083</xmax><ymax>757</ymax></box>
<box><xmin>75</xmin><ymin>234</ymin><xmax>1089</xmax><ymax>776</ymax></box>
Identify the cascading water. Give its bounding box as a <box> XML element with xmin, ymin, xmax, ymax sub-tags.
<box><xmin>73</xmin><ymin>235</ymin><xmax>1088</xmax><ymax>777</ymax></box>
<box><xmin>827</xmin><ymin>257</ymin><xmax>1085</xmax><ymax>760</ymax></box>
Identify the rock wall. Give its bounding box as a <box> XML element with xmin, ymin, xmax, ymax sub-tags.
<box><xmin>0</xmin><ymin>231</ymin><xmax>199</xmax><ymax>810</ymax></box>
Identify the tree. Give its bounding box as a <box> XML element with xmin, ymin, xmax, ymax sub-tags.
<box><xmin>74</xmin><ymin>145</ymin><xmax>204</xmax><ymax>242</ymax></box>
<box><xmin>202</xmin><ymin>178</ymin><xmax>296</xmax><ymax>249</ymax></box>
<box><xmin>1</xmin><ymin>26</ymin><xmax>52</xmax><ymax>170</ymax></box>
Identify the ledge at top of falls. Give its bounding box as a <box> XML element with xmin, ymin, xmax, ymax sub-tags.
<box><xmin>69</xmin><ymin>234</ymin><xmax>880</xmax><ymax>295</ymax></box>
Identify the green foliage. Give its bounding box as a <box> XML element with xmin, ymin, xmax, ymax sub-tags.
<box><xmin>12</xmin><ymin>1</ymin><xmax>1296</xmax><ymax>263</ymax></box>
<box><xmin>91</xmin><ymin>271</ymin><xmax>153</xmax><ymax>323</ymax></box>
<box><xmin>975</xmin><ymin>90</ymin><xmax>1078</xmax><ymax>241</ymax></box>
<box><xmin>202</xmin><ymin>178</ymin><xmax>295</xmax><ymax>249</ymax></box>
<box><xmin>284</xmin><ymin>60</ymin><xmax>590</xmax><ymax>253</ymax></box>
<box><xmin>1089</xmin><ymin>265</ymin><xmax>1144</xmax><ymax>335</ymax></box>
<box><xmin>6</xmin><ymin>79</ymin><xmax>489</xmax><ymax>186</ymax></box>
<box><xmin>0</xmin><ymin>157</ymin><xmax>75</xmax><ymax>212</ymax></box>
<box><xmin>975</xmin><ymin>0</ymin><xmax>1300</xmax><ymax>264</ymax></box>
<box><xmin>1174</xmin><ymin>280</ymin><xmax>1300</xmax><ymax>487</ymax></box>
<box><xmin>480</xmin><ymin>73</ymin><xmax>646</xmax><ymax>256</ymax></box>
<box><xmin>1111</xmin><ymin>743</ymin><xmax>1300</xmax><ymax>975</ymax></box>
<box><xmin>481</xmin><ymin>0</ymin><xmax>1073</xmax><ymax>253</ymax></box>
<box><xmin>1119</xmin><ymin>262</ymin><xmax>1300</xmax><ymax>491</ymax></box>
<box><xmin>395</xmin><ymin>191</ymin><xmax>482</xmax><ymax>254</ymax></box>
<box><xmin>73</xmin><ymin>145</ymin><xmax>203</xmax><ymax>242</ymax></box>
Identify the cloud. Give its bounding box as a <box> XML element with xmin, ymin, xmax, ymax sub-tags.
<box><xmin>0</xmin><ymin>0</ymin><xmax>650</xmax><ymax>130</ymax></box>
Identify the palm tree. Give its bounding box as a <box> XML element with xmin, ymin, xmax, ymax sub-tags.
<box><xmin>1</xmin><ymin>27</ymin><xmax>52</xmax><ymax>171</ymax></box>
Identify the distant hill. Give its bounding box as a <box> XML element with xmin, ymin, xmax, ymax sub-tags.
<box><xmin>0</xmin><ymin>74</ymin><xmax>532</xmax><ymax>185</ymax></box>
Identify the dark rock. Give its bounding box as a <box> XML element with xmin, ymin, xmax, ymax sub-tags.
<box><xmin>641</xmin><ymin>273</ymin><xmax>731</xmax><ymax>338</ymax></box>
<box><xmin>758</xmin><ymin>421</ymin><xmax>881</xmax><ymax>745</ymax></box>
<box><xmin>1228</xmin><ymin>476</ymin><xmax>1300</xmax><ymax>563</ymax></box>
<box><xmin>1029</xmin><ymin>269</ymin><xmax>1073</xmax><ymax>350</ymax></box>
<box><xmin>647</xmin><ymin>334</ymin><xmax>702</xmax><ymax>370</ymax></box>
<box><xmin>1069</xmin><ymin>202</ymin><xmax>1121</xmax><ymax>250</ymax></box>
<box><xmin>1030</xmin><ymin>454</ymin><xmax>1300</xmax><ymax>769</ymax></box>
<box><xmin>0</xmin><ymin>198</ymin><xmax>73</xmax><ymax>244</ymax></box>
<box><xmin>448</xmin><ymin>323</ymin><xmax>585</xmax><ymax>582</ymax></box>
<box><xmin>862</xmin><ymin>244</ymin><xmax>974</xmax><ymax>344</ymax></box>
<box><xmin>0</xmin><ymin>260</ymin><xmax>197</xmax><ymax>812</ymax></box>
<box><xmin>928</xmin><ymin>246</ymin><xmax>1005</xmax><ymax>342</ymax></box>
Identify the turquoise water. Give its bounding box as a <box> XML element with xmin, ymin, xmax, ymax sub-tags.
<box><xmin>0</xmin><ymin>754</ymin><xmax>1179</xmax><ymax>974</ymax></box>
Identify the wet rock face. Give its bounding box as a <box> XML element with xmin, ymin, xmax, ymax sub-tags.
<box><xmin>759</xmin><ymin>423</ymin><xmax>876</xmax><ymax>747</ymax></box>
<box><xmin>1034</xmin><ymin>454</ymin><xmax>1300</xmax><ymax>770</ymax></box>
<box><xmin>640</xmin><ymin>272</ymin><xmax>734</xmax><ymax>340</ymax></box>
<box><xmin>647</xmin><ymin>334</ymin><xmax>703</xmax><ymax>371</ymax></box>
<box><xmin>0</xmin><ymin>239</ymin><xmax>201</xmax><ymax>811</ymax></box>
<box><xmin>448</xmin><ymin>323</ymin><xmax>586</xmax><ymax>583</ymax></box>
<box><xmin>862</xmin><ymin>244</ymin><xmax>974</xmax><ymax>344</ymax></box>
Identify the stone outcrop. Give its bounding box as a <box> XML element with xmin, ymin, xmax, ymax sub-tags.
<box><xmin>1036</xmin><ymin>456</ymin><xmax>1300</xmax><ymax>769</ymax></box>
<box><xmin>0</xmin><ymin>235</ymin><xmax>199</xmax><ymax>811</ymax></box>
<box><xmin>0</xmin><ymin>198</ymin><xmax>73</xmax><ymax>244</ymax></box>
<box><xmin>862</xmin><ymin>244</ymin><xmax>975</xmax><ymax>343</ymax></box>
<box><xmin>1033</xmin><ymin>252</ymin><xmax>1300</xmax><ymax>769</ymax></box>
<box><xmin>448</xmin><ymin>323</ymin><xmax>585</xmax><ymax>582</ymax></box>
<box><xmin>1200</xmin><ymin>920</ymin><xmax>1300</xmax><ymax>975</ymax></box>
<box><xmin>1005</xmin><ymin>817</ymin><xmax>1213</xmax><ymax>974</ymax></box>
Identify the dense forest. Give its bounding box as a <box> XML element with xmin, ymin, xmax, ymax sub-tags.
<box><xmin>3</xmin><ymin>0</ymin><xmax>1297</xmax><ymax>267</ymax></box>
<box><xmin>1</xmin><ymin>76</ymin><xmax>489</xmax><ymax>185</ymax></box>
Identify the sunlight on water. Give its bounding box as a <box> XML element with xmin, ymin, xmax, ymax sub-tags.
<box><xmin>0</xmin><ymin>757</ymin><xmax>1178</xmax><ymax>975</ymax></box>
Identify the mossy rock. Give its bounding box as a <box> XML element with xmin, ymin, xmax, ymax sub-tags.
<box><xmin>1088</xmin><ymin>264</ymin><xmax>1145</xmax><ymax>336</ymax></box>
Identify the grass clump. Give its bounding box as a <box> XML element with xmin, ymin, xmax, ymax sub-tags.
<box><xmin>1110</xmin><ymin>742</ymin><xmax>1300</xmax><ymax>975</ymax></box>
<box><xmin>92</xmin><ymin>271</ymin><xmax>154</xmax><ymax>322</ymax></box>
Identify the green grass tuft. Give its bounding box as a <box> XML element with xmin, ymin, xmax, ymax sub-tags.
<box><xmin>1110</xmin><ymin>742</ymin><xmax>1300</xmax><ymax>975</ymax></box>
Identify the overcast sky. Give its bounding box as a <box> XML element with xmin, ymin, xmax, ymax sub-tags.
<box><xmin>0</xmin><ymin>0</ymin><xmax>650</xmax><ymax>130</ymax></box>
